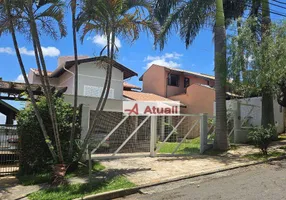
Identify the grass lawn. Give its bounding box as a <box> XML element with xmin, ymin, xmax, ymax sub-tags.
<box><xmin>17</xmin><ymin>161</ymin><xmax>106</xmax><ymax>186</ymax></box>
<box><xmin>28</xmin><ymin>175</ymin><xmax>135</xmax><ymax>200</ymax></box>
<box><xmin>244</xmin><ymin>151</ymin><xmax>285</xmax><ymax>161</ymax></box>
<box><xmin>158</xmin><ymin>137</ymin><xmax>200</xmax><ymax>154</ymax></box>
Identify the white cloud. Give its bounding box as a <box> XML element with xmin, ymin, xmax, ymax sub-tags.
<box><xmin>0</xmin><ymin>47</ymin><xmax>13</xmax><ymax>54</ymax></box>
<box><xmin>15</xmin><ymin>74</ymin><xmax>25</xmax><ymax>83</ymax></box>
<box><xmin>0</xmin><ymin>46</ymin><xmax>60</xmax><ymax>57</ymax></box>
<box><xmin>19</xmin><ymin>47</ymin><xmax>35</xmax><ymax>56</ymax></box>
<box><xmin>88</xmin><ymin>35</ymin><xmax>122</xmax><ymax>49</ymax></box>
<box><xmin>144</xmin><ymin>52</ymin><xmax>183</xmax><ymax>69</ymax></box>
<box><xmin>41</xmin><ymin>46</ymin><xmax>61</xmax><ymax>57</ymax></box>
<box><xmin>0</xmin><ymin>113</ymin><xmax>6</xmax><ymax>124</ymax></box>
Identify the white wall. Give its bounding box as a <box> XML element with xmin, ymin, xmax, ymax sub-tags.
<box><xmin>78</xmin><ymin>61</ymin><xmax>124</xmax><ymax>100</ymax></box>
<box><xmin>226</xmin><ymin>97</ymin><xmax>284</xmax><ymax>133</ymax></box>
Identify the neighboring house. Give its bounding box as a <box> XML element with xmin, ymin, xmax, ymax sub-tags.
<box><xmin>140</xmin><ymin>64</ymin><xmax>236</xmax><ymax>116</ymax></box>
<box><xmin>0</xmin><ymin>100</ymin><xmax>18</xmax><ymax>125</ymax></box>
<box><xmin>28</xmin><ymin>56</ymin><xmax>137</xmax><ymax>112</ymax></box>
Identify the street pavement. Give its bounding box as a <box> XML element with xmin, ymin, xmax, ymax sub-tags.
<box><xmin>116</xmin><ymin>159</ymin><xmax>286</xmax><ymax>200</ymax></box>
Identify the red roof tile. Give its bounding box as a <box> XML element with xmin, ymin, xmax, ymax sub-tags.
<box><xmin>123</xmin><ymin>82</ymin><xmax>141</xmax><ymax>90</ymax></box>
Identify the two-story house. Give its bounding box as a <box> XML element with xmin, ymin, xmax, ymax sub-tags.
<box><xmin>28</xmin><ymin>56</ymin><xmax>137</xmax><ymax>112</ymax></box>
<box><xmin>140</xmin><ymin>64</ymin><xmax>235</xmax><ymax>116</ymax></box>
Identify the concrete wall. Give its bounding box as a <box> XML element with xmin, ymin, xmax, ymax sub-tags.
<box><xmin>78</xmin><ymin>62</ymin><xmax>123</xmax><ymax>100</ymax></box>
<box><xmin>58</xmin><ymin>66</ymin><xmax>75</xmax><ymax>95</ymax></box>
<box><xmin>169</xmin><ymin>84</ymin><xmax>215</xmax><ymax>116</ymax></box>
<box><xmin>142</xmin><ymin>65</ymin><xmax>167</xmax><ymax>97</ymax></box>
<box><xmin>226</xmin><ymin>97</ymin><xmax>285</xmax><ymax>133</ymax></box>
<box><xmin>64</xmin><ymin>94</ymin><xmax>123</xmax><ymax>112</ymax></box>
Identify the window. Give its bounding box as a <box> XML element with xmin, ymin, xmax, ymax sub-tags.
<box><xmin>184</xmin><ymin>77</ymin><xmax>190</xmax><ymax>88</ymax></box>
<box><xmin>168</xmin><ymin>74</ymin><xmax>179</xmax><ymax>87</ymax></box>
<box><xmin>207</xmin><ymin>80</ymin><xmax>210</xmax><ymax>86</ymax></box>
<box><xmin>84</xmin><ymin>85</ymin><xmax>114</xmax><ymax>99</ymax></box>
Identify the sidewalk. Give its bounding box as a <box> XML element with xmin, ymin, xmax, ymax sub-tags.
<box><xmin>98</xmin><ymin>140</ymin><xmax>286</xmax><ymax>186</ymax></box>
<box><xmin>1</xmin><ymin>140</ymin><xmax>286</xmax><ymax>200</ymax></box>
<box><xmin>0</xmin><ymin>176</ymin><xmax>46</xmax><ymax>200</ymax></box>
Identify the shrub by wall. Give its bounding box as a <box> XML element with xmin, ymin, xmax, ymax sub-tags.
<box><xmin>17</xmin><ymin>96</ymin><xmax>81</xmax><ymax>175</ymax></box>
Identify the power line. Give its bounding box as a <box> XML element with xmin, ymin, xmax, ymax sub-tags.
<box><xmin>269</xmin><ymin>1</ymin><xmax>286</xmax><ymax>10</ymax></box>
<box><xmin>272</xmin><ymin>0</ymin><xmax>286</xmax><ymax>6</ymax></box>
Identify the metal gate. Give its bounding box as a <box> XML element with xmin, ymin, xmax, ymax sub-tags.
<box><xmin>0</xmin><ymin>125</ymin><xmax>19</xmax><ymax>176</ymax></box>
<box><xmin>89</xmin><ymin>113</ymin><xmax>209</xmax><ymax>159</ymax></box>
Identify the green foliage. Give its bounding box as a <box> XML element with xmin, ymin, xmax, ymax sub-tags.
<box><xmin>17</xmin><ymin>173</ymin><xmax>51</xmax><ymax>186</ymax></box>
<box><xmin>18</xmin><ymin>161</ymin><xmax>106</xmax><ymax>186</ymax></box>
<box><xmin>228</xmin><ymin>18</ymin><xmax>286</xmax><ymax>97</ymax></box>
<box><xmin>244</xmin><ymin>151</ymin><xmax>284</xmax><ymax>161</ymax></box>
<box><xmin>248</xmin><ymin>125</ymin><xmax>276</xmax><ymax>155</ymax></box>
<box><xmin>158</xmin><ymin>137</ymin><xmax>200</xmax><ymax>154</ymax></box>
<box><xmin>17</xmin><ymin>96</ymin><xmax>81</xmax><ymax>175</ymax></box>
<box><xmin>28</xmin><ymin>176</ymin><xmax>135</xmax><ymax>200</ymax></box>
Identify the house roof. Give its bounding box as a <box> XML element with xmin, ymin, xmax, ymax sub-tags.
<box><xmin>123</xmin><ymin>82</ymin><xmax>141</xmax><ymax>90</ymax></box>
<box><xmin>139</xmin><ymin>64</ymin><xmax>215</xmax><ymax>81</ymax></box>
<box><xmin>123</xmin><ymin>90</ymin><xmax>186</xmax><ymax>107</ymax></box>
<box><xmin>31</xmin><ymin>69</ymin><xmax>53</xmax><ymax>76</ymax></box>
<box><xmin>124</xmin><ymin>90</ymin><xmax>173</xmax><ymax>101</ymax></box>
<box><xmin>50</xmin><ymin>56</ymin><xmax>137</xmax><ymax>79</ymax></box>
<box><xmin>0</xmin><ymin>99</ymin><xmax>19</xmax><ymax>115</ymax></box>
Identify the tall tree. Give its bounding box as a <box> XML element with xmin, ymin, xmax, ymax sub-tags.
<box><xmin>76</xmin><ymin>0</ymin><xmax>158</xmax><ymax>160</ymax></box>
<box><xmin>1</xmin><ymin>0</ymin><xmax>69</xmax><ymax>183</ymax></box>
<box><xmin>154</xmin><ymin>0</ymin><xmax>247</xmax><ymax>150</ymax></box>
<box><xmin>261</xmin><ymin>0</ymin><xmax>275</xmax><ymax>132</ymax></box>
<box><xmin>0</xmin><ymin>0</ymin><xmax>58</xmax><ymax>161</ymax></box>
<box><xmin>213</xmin><ymin>0</ymin><xmax>228</xmax><ymax>150</ymax></box>
<box><xmin>68</xmin><ymin>0</ymin><xmax>79</xmax><ymax>161</ymax></box>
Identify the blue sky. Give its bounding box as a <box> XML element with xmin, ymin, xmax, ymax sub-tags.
<box><xmin>0</xmin><ymin>3</ymin><xmax>284</xmax><ymax>123</ymax></box>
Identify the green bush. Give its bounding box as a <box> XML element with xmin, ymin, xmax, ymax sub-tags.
<box><xmin>248</xmin><ymin>125</ymin><xmax>276</xmax><ymax>155</ymax></box>
<box><xmin>17</xmin><ymin>96</ymin><xmax>81</xmax><ymax>175</ymax></box>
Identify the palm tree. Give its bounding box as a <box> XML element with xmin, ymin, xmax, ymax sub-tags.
<box><xmin>1</xmin><ymin>0</ymin><xmax>58</xmax><ymax>161</ymax></box>
<box><xmin>25</xmin><ymin>0</ymin><xmax>67</xmax><ymax>165</ymax></box>
<box><xmin>153</xmin><ymin>0</ymin><xmax>248</xmax><ymax>150</ymax></box>
<box><xmin>68</xmin><ymin>0</ymin><xmax>79</xmax><ymax>162</ymax></box>
<box><xmin>261</xmin><ymin>0</ymin><xmax>275</xmax><ymax>132</ymax></box>
<box><xmin>213</xmin><ymin>0</ymin><xmax>228</xmax><ymax>150</ymax></box>
<box><xmin>1</xmin><ymin>0</ymin><xmax>68</xmax><ymax>183</ymax></box>
<box><xmin>76</xmin><ymin>0</ymin><xmax>158</xmax><ymax>160</ymax></box>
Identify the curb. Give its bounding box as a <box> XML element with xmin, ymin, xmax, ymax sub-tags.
<box><xmin>74</xmin><ymin>155</ymin><xmax>286</xmax><ymax>200</ymax></box>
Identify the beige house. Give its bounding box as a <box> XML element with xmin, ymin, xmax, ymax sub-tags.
<box><xmin>28</xmin><ymin>56</ymin><xmax>137</xmax><ymax>112</ymax></box>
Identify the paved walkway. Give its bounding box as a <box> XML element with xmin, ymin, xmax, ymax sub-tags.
<box><xmin>99</xmin><ymin>140</ymin><xmax>286</xmax><ymax>185</ymax></box>
<box><xmin>0</xmin><ymin>176</ymin><xmax>46</xmax><ymax>200</ymax></box>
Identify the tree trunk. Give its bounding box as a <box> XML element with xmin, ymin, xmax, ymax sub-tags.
<box><xmin>261</xmin><ymin>0</ymin><xmax>275</xmax><ymax>137</ymax></box>
<box><xmin>29</xmin><ymin>12</ymin><xmax>64</xmax><ymax>163</ymax></box>
<box><xmin>213</xmin><ymin>0</ymin><xmax>229</xmax><ymax>150</ymax></box>
<box><xmin>76</xmin><ymin>30</ymin><xmax>113</xmax><ymax>162</ymax></box>
<box><xmin>68</xmin><ymin>0</ymin><xmax>79</xmax><ymax>161</ymax></box>
<box><xmin>4</xmin><ymin>0</ymin><xmax>57</xmax><ymax>161</ymax></box>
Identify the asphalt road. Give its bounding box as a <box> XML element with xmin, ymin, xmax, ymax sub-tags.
<box><xmin>116</xmin><ymin>160</ymin><xmax>286</xmax><ymax>200</ymax></box>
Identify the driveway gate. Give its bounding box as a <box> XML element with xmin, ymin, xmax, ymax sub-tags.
<box><xmin>88</xmin><ymin>112</ymin><xmax>211</xmax><ymax>159</ymax></box>
<box><xmin>0</xmin><ymin>125</ymin><xmax>19</xmax><ymax>176</ymax></box>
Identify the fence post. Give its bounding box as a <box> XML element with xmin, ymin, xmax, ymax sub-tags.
<box><xmin>233</xmin><ymin>100</ymin><xmax>241</xmax><ymax>143</ymax></box>
<box><xmin>81</xmin><ymin>105</ymin><xmax>90</xmax><ymax>141</ymax></box>
<box><xmin>150</xmin><ymin>116</ymin><xmax>157</xmax><ymax>157</ymax></box>
<box><xmin>200</xmin><ymin>113</ymin><xmax>208</xmax><ymax>154</ymax></box>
